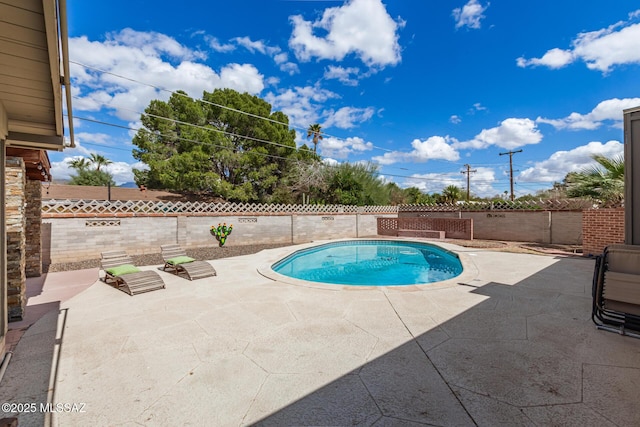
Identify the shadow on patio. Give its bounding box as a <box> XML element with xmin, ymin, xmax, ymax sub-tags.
<box><xmin>0</xmin><ymin>270</ymin><xmax>96</xmax><ymax>426</ymax></box>
<box><xmin>252</xmin><ymin>256</ymin><xmax>640</xmax><ymax>426</ymax></box>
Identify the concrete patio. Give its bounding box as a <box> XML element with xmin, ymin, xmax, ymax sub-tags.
<box><xmin>1</xmin><ymin>240</ymin><xmax>640</xmax><ymax>426</ymax></box>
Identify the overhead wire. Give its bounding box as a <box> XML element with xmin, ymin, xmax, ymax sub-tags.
<box><xmin>69</xmin><ymin>60</ymin><xmax>394</xmax><ymax>152</ymax></box>
<box><xmin>72</xmin><ymin>114</ymin><xmax>559</xmax><ymax>188</ymax></box>
<box><xmin>73</xmin><ymin>115</ymin><xmax>499</xmax><ymax>183</ymax></box>
<box><xmin>67</xmin><ymin>61</ymin><xmax>562</xmax><ymax>192</ymax></box>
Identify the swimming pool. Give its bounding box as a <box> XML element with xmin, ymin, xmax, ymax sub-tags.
<box><xmin>271</xmin><ymin>240</ymin><xmax>463</xmax><ymax>286</ymax></box>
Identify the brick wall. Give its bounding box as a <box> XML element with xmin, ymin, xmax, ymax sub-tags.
<box><xmin>582</xmin><ymin>208</ymin><xmax>624</xmax><ymax>257</ymax></box>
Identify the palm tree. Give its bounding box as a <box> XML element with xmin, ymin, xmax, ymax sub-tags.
<box><xmin>67</xmin><ymin>157</ymin><xmax>90</xmax><ymax>171</ymax></box>
<box><xmin>441</xmin><ymin>185</ymin><xmax>462</xmax><ymax>203</ymax></box>
<box><xmin>306</xmin><ymin>123</ymin><xmax>323</xmax><ymax>153</ymax></box>
<box><xmin>565</xmin><ymin>154</ymin><xmax>624</xmax><ymax>205</ymax></box>
<box><xmin>89</xmin><ymin>153</ymin><xmax>112</xmax><ymax>171</ymax></box>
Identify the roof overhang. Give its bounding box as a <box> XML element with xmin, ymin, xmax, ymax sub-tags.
<box><xmin>0</xmin><ymin>0</ymin><xmax>74</xmax><ymax>151</ymax></box>
<box><xmin>6</xmin><ymin>146</ymin><xmax>51</xmax><ymax>181</ymax></box>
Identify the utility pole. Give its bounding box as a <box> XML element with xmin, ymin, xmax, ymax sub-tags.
<box><xmin>460</xmin><ymin>164</ymin><xmax>477</xmax><ymax>202</ymax></box>
<box><xmin>499</xmin><ymin>149</ymin><xmax>522</xmax><ymax>201</ymax></box>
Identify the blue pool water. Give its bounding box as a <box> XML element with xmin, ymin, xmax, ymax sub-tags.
<box><xmin>272</xmin><ymin>240</ymin><xmax>463</xmax><ymax>286</ymax></box>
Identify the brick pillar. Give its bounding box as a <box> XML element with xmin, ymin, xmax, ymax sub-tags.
<box><xmin>25</xmin><ymin>179</ymin><xmax>42</xmax><ymax>277</ymax></box>
<box><xmin>5</xmin><ymin>157</ymin><xmax>26</xmax><ymax>321</ymax></box>
<box><xmin>582</xmin><ymin>208</ymin><xmax>625</xmax><ymax>257</ymax></box>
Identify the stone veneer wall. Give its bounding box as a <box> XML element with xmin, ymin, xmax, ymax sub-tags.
<box><xmin>25</xmin><ymin>179</ymin><xmax>42</xmax><ymax>277</ymax></box>
<box><xmin>5</xmin><ymin>157</ymin><xmax>26</xmax><ymax>321</ymax></box>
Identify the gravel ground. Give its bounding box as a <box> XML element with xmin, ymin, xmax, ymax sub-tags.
<box><xmin>45</xmin><ymin>240</ymin><xmax>583</xmax><ymax>273</ymax></box>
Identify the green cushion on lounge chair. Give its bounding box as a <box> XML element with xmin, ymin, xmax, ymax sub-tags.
<box><xmin>166</xmin><ymin>256</ymin><xmax>195</xmax><ymax>265</ymax></box>
<box><xmin>105</xmin><ymin>264</ymin><xmax>140</xmax><ymax>276</ymax></box>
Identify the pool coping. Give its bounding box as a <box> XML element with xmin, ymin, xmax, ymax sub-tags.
<box><xmin>257</xmin><ymin>237</ymin><xmax>479</xmax><ymax>292</ymax></box>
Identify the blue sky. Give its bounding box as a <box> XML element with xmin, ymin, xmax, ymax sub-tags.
<box><xmin>55</xmin><ymin>0</ymin><xmax>640</xmax><ymax>198</ymax></box>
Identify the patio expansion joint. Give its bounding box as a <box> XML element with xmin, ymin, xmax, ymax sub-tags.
<box><xmin>381</xmin><ymin>292</ymin><xmax>477</xmax><ymax>425</ymax></box>
<box><xmin>451</xmin><ymin>383</ymin><xmax>532</xmax><ymax>409</ymax></box>
<box><xmin>516</xmin><ymin>401</ymin><xmax>620</xmax><ymax>426</ymax></box>
<box><xmin>283</xmin><ymin>301</ymin><xmax>300</xmax><ymax>322</ymax></box>
<box><xmin>133</xmin><ymin>360</ymin><xmax>205</xmax><ymax>424</ymax></box>
<box><xmin>341</xmin><ymin>317</ymin><xmax>381</xmax><ymax>361</ymax></box>
<box><xmin>353</xmin><ymin>373</ymin><xmax>384</xmax><ymax>422</ymax></box>
<box><xmin>239</xmin><ymin>371</ymin><xmax>270</xmax><ymax>426</ymax></box>
<box><xmin>240</xmin><ymin>350</ymin><xmax>274</xmax><ymax>375</ymax></box>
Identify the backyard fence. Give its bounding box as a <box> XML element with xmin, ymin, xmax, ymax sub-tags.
<box><xmin>41</xmin><ymin>199</ymin><xmax>593</xmax><ymax>264</ymax></box>
<box><xmin>41</xmin><ymin>199</ymin><xmax>396</xmax><ymax>216</ymax></box>
<box><xmin>41</xmin><ymin>200</ymin><xmax>398</xmax><ymax>263</ymax></box>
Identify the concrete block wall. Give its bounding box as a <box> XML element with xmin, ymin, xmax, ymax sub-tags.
<box><xmin>43</xmin><ymin>217</ymin><xmax>176</xmax><ymax>262</ymax></box>
<box><xmin>464</xmin><ymin>212</ymin><xmax>551</xmax><ymax>243</ymax></box>
<box><xmin>179</xmin><ymin>215</ymin><xmax>293</xmax><ymax>248</ymax></box>
<box><xmin>399</xmin><ymin>210</ymin><xmax>582</xmax><ymax>244</ymax></box>
<box><xmin>43</xmin><ymin>213</ymin><xmax>395</xmax><ymax>263</ymax></box>
<box><xmin>582</xmin><ymin>208</ymin><xmax>624</xmax><ymax>257</ymax></box>
<box><xmin>292</xmin><ymin>214</ymin><xmax>357</xmax><ymax>243</ymax></box>
<box><xmin>550</xmin><ymin>211</ymin><xmax>583</xmax><ymax>245</ymax></box>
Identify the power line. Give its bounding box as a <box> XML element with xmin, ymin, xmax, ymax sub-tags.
<box><xmin>499</xmin><ymin>149</ymin><xmax>523</xmax><ymax>201</ymax></box>
<box><xmin>460</xmin><ymin>164</ymin><xmax>477</xmax><ymax>201</ymax></box>
<box><xmin>69</xmin><ymin>60</ymin><xmax>394</xmax><ymax>153</ymax></box>
<box><xmin>70</xmin><ymin>116</ymin><xmax>475</xmax><ymax>184</ymax></box>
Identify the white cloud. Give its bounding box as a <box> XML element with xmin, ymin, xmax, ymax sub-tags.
<box><xmin>450</xmin><ymin>115</ymin><xmax>462</xmax><ymax>124</ymax></box>
<box><xmin>51</xmin><ymin>155</ymin><xmax>143</xmax><ymax>185</ymax></box>
<box><xmin>454</xmin><ymin>118</ymin><xmax>542</xmax><ymax>150</ymax></box>
<box><xmin>319</xmin><ymin>136</ymin><xmax>373</xmax><ymax>159</ymax></box>
<box><xmin>230</xmin><ymin>37</ymin><xmax>300</xmax><ymax>74</ymax></box>
<box><xmin>113</xmin><ymin>28</ymin><xmax>207</xmax><ymax>61</ymax></box>
<box><xmin>324</xmin><ymin>65</ymin><xmax>361</xmax><ymax>86</ymax></box>
<box><xmin>372</xmin><ymin>136</ymin><xmax>460</xmax><ymax>165</ymax></box>
<box><xmin>289</xmin><ymin>0</ymin><xmax>404</xmax><ymax>68</ymax></box>
<box><xmin>517</xmin><ymin>10</ymin><xmax>640</xmax><ymax>72</ymax></box>
<box><xmin>518</xmin><ymin>140</ymin><xmax>623</xmax><ymax>183</ymax></box>
<box><xmin>104</xmin><ymin>161</ymin><xmax>141</xmax><ymax>185</ymax></box>
<box><xmin>516</xmin><ymin>48</ymin><xmax>574</xmax><ymax>69</ymax></box>
<box><xmin>50</xmin><ymin>158</ymin><xmax>77</xmax><ymax>182</ymax></box>
<box><xmin>75</xmin><ymin>132</ymin><xmax>113</xmax><ymax>146</ymax></box>
<box><xmin>452</xmin><ymin>0</ymin><xmax>489</xmax><ymax>30</ymax></box>
<box><xmin>537</xmin><ymin>97</ymin><xmax>640</xmax><ymax>130</ymax></box>
<box><xmin>403</xmin><ymin>172</ymin><xmax>464</xmax><ymax>194</ymax></box>
<box><xmin>273</xmin><ymin>52</ymin><xmax>301</xmax><ymax>75</ymax></box>
<box><xmin>233</xmin><ymin>36</ymin><xmax>270</xmax><ymax>54</ymax></box>
<box><xmin>266</xmin><ymin>86</ymin><xmax>376</xmax><ymax>134</ymax></box>
<box><xmin>404</xmin><ymin>167</ymin><xmax>497</xmax><ymax>197</ymax></box>
<box><xmin>265</xmin><ymin>85</ymin><xmax>340</xmax><ymax>130</ymax></box>
<box><xmin>69</xmin><ymin>30</ymin><xmax>265</xmax><ymax>122</ymax></box>
<box><xmin>323</xmin><ymin>106</ymin><xmax>375</xmax><ymax>129</ymax></box>
<box><xmin>205</xmin><ymin>36</ymin><xmax>236</xmax><ymax>53</ymax></box>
